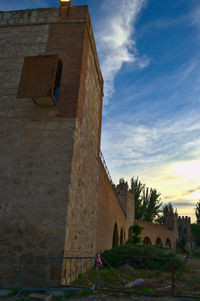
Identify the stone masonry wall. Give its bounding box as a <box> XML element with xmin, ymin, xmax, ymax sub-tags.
<box><xmin>0</xmin><ymin>6</ymin><xmax>97</xmax><ymax>286</ymax></box>
<box><xmin>96</xmin><ymin>160</ymin><xmax>127</xmax><ymax>253</ymax></box>
<box><xmin>64</xmin><ymin>12</ymin><xmax>103</xmax><ymax>257</ymax></box>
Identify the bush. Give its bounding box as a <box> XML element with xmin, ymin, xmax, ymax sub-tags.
<box><xmin>129</xmin><ymin>223</ymin><xmax>143</xmax><ymax>244</ymax></box>
<box><xmin>191</xmin><ymin>224</ymin><xmax>200</xmax><ymax>246</ymax></box>
<box><xmin>191</xmin><ymin>249</ymin><xmax>200</xmax><ymax>258</ymax></box>
<box><xmin>101</xmin><ymin>244</ymin><xmax>182</xmax><ymax>271</ymax></box>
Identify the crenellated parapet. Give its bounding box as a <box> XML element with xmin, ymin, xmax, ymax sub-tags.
<box><xmin>136</xmin><ymin>220</ymin><xmax>153</xmax><ymax>225</ymax></box>
<box><xmin>178</xmin><ymin>215</ymin><xmax>192</xmax><ymax>249</ymax></box>
<box><xmin>178</xmin><ymin>216</ymin><xmax>191</xmax><ymax>222</ymax></box>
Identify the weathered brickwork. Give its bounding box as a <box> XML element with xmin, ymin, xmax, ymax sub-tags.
<box><xmin>136</xmin><ymin>213</ymin><xmax>179</xmax><ymax>248</ymax></box>
<box><xmin>96</xmin><ymin>160</ymin><xmax>131</xmax><ymax>252</ymax></box>
<box><xmin>0</xmin><ymin>6</ymin><xmax>103</xmax><ymax>286</ymax></box>
<box><xmin>63</xmin><ymin>12</ymin><xmax>103</xmax><ymax>256</ymax></box>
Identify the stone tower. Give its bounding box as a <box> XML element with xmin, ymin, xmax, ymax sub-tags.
<box><xmin>178</xmin><ymin>216</ymin><xmax>192</xmax><ymax>249</ymax></box>
<box><xmin>163</xmin><ymin>212</ymin><xmax>179</xmax><ymax>248</ymax></box>
<box><xmin>115</xmin><ymin>183</ymin><xmax>135</xmax><ymax>233</ymax></box>
<box><xmin>0</xmin><ymin>6</ymin><xmax>103</xmax><ymax>286</ymax></box>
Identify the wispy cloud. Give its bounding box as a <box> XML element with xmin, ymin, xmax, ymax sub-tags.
<box><xmin>173</xmin><ymin>201</ymin><xmax>196</xmax><ymax>208</ymax></box>
<box><xmin>182</xmin><ymin>185</ymin><xmax>200</xmax><ymax>196</ymax></box>
<box><xmin>102</xmin><ymin>110</ymin><xmax>200</xmax><ymax>171</ymax></box>
<box><xmin>191</xmin><ymin>4</ymin><xmax>200</xmax><ymax>29</ymax></box>
<box><xmin>95</xmin><ymin>0</ymin><xmax>148</xmax><ymax>103</ymax></box>
<box><xmin>101</xmin><ymin>105</ymin><xmax>200</xmax><ymax>221</ymax></box>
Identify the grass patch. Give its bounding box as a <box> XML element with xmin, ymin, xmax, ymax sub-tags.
<box><xmin>191</xmin><ymin>249</ymin><xmax>200</xmax><ymax>258</ymax></box>
<box><xmin>193</xmin><ymin>292</ymin><xmax>200</xmax><ymax>296</ymax></box>
<box><xmin>142</xmin><ymin>287</ymin><xmax>153</xmax><ymax>293</ymax></box>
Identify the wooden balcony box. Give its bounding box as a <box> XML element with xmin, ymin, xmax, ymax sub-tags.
<box><xmin>17</xmin><ymin>55</ymin><xmax>62</xmax><ymax>106</ymax></box>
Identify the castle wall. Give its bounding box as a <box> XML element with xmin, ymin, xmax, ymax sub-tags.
<box><xmin>0</xmin><ymin>6</ymin><xmax>102</xmax><ymax>286</ymax></box>
<box><xmin>136</xmin><ymin>220</ymin><xmax>178</xmax><ymax>248</ymax></box>
<box><xmin>96</xmin><ymin>160</ymin><xmax>128</xmax><ymax>252</ymax></box>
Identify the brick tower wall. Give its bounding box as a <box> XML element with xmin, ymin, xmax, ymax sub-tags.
<box><xmin>0</xmin><ymin>6</ymin><xmax>103</xmax><ymax>286</ymax></box>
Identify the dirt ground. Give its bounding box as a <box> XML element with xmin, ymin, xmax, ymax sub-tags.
<box><xmin>60</xmin><ymin>294</ymin><xmax>199</xmax><ymax>301</ymax></box>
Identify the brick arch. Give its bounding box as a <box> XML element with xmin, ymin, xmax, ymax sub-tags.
<box><xmin>120</xmin><ymin>228</ymin><xmax>124</xmax><ymax>245</ymax></box>
<box><xmin>165</xmin><ymin>238</ymin><xmax>172</xmax><ymax>248</ymax></box>
<box><xmin>155</xmin><ymin>237</ymin><xmax>163</xmax><ymax>247</ymax></box>
<box><xmin>112</xmin><ymin>223</ymin><xmax>119</xmax><ymax>248</ymax></box>
<box><xmin>143</xmin><ymin>236</ymin><xmax>152</xmax><ymax>245</ymax></box>
<box><xmin>128</xmin><ymin>226</ymin><xmax>132</xmax><ymax>240</ymax></box>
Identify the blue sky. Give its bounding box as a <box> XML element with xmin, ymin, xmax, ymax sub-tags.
<box><xmin>1</xmin><ymin>0</ymin><xmax>200</xmax><ymax>221</ymax></box>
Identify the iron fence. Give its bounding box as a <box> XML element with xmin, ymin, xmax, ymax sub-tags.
<box><xmin>17</xmin><ymin>256</ymin><xmax>99</xmax><ymax>299</ymax></box>
<box><xmin>16</xmin><ymin>254</ymin><xmax>200</xmax><ymax>299</ymax></box>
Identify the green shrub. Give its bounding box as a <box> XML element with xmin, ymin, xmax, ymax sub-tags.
<box><xmin>191</xmin><ymin>249</ymin><xmax>200</xmax><ymax>258</ymax></box>
<box><xmin>101</xmin><ymin>244</ymin><xmax>182</xmax><ymax>271</ymax></box>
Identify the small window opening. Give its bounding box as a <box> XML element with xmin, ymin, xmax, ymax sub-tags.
<box><xmin>54</xmin><ymin>59</ymin><xmax>63</xmax><ymax>103</ymax></box>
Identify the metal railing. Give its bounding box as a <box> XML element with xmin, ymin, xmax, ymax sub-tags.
<box><xmin>99</xmin><ymin>150</ymin><xmax>113</xmax><ymax>184</ymax></box>
<box><xmin>17</xmin><ymin>256</ymin><xmax>99</xmax><ymax>299</ymax></box>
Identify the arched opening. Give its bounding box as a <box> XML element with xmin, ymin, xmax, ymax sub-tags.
<box><xmin>54</xmin><ymin>59</ymin><xmax>63</xmax><ymax>103</ymax></box>
<box><xmin>112</xmin><ymin>223</ymin><xmax>119</xmax><ymax>248</ymax></box>
<box><xmin>120</xmin><ymin>228</ymin><xmax>123</xmax><ymax>245</ymax></box>
<box><xmin>143</xmin><ymin>236</ymin><xmax>152</xmax><ymax>245</ymax></box>
<box><xmin>165</xmin><ymin>238</ymin><xmax>172</xmax><ymax>248</ymax></box>
<box><xmin>155</xmin><ymin>237</ymin><xmax>163</xmax><ymax>247</ymax></box>
<box><xmin>128</xmin><ymin>227</ymin><xmax>132</xmax><ymax>240</ymax></box>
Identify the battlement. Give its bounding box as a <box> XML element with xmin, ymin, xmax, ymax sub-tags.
<box><xmin>178</xmin><ymin>216</ymin><xmax>191</xmax><ymax>223</ymax></box>
<box><xmin>0</xmin><ymin>6</ymin><xmax>89</xmax><ymax>26</ymax></box>
<box><xmin>136</xmin><ymin>220</ymin><xmax>156</xmax><ymax>225</ymax></box>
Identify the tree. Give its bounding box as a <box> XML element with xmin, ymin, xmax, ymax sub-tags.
<box><xmin>163</xmin><ymin>202</ymin><xmax>174</xmax><ymax>214</ymax></box>
<box><xmin>195</xmin><ymin>200</ymin><xmax>200</xmax><ymax>225</ymax></box>
<box><xmin>156</xmin><ymin>202</ymin><xmax>176</xmax><ymax>224</ymax></box>
<box><xmin>130</xmin><ymin>177</ymin><xmax>145</xmax><ymax>220</ymax></box>
<box><xmin>191</xmin><ymin>223</ymin><xmax>200</xmax><ymax>246</ymax></box>
<box><xmin>143</xmin><ymin>188</ymin><xmax>162</xmax><ymax>222</ymax></box>
<box><xmin>129</xmin><ymin>223</ymin><xmax>143</xmax><ymax>244</ymax></box>
<box><xmin>130</xmin><ymin>176</ymin><xmax>162</xmax><ymax>222</ymax></box>
<box><xmin>118</xmin><ymin>178</ymin><xmax>128</xmax><ymax>189</ymax></box>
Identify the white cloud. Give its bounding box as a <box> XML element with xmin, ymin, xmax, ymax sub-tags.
<box><xmin>101</xmin><ymin>109</ymin><xmax>200</xmax><ymax>221</ymax></box>
<box><xmin>95</xmin><ymin>0</ymin><xmax>147</xmax><ymax>102</ymax></box>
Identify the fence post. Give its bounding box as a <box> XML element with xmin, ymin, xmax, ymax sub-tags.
<box><xmin>171</xmin><ymin>257</ymin><xmax>175</xmax><ymax>296</ymax></box>
<box><xmin>96</xmin><ymin>257</ymin><xmax>100</xmax><ymax>293</ymax></box>
<box><xmin>18</xmin><ymin>259</ymin><xmax>22</xmax><ymax>293</ymax></box>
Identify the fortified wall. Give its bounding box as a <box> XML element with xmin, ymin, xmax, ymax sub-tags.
<box><xmin>136</xmin><ymin>213</ymin><xmax>179</xmax><ymax>248</ymax></box>
<box><xmin>96</xmin><ymin>159</ymin><xmax>135</xmax><ymax>252</ymax></box>
<box><xmin>0</xmin><ymin>5</ymin><xmax>135</xmax><ymax>287</ymax></box>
